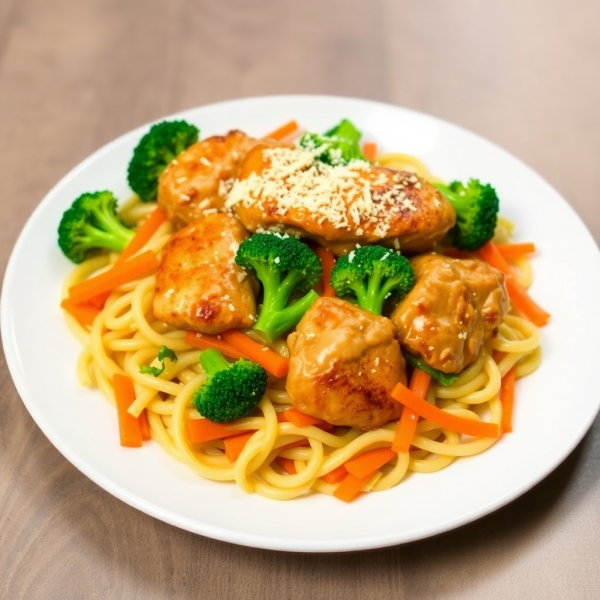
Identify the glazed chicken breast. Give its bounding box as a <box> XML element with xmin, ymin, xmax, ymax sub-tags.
<box><xmin>157</xmin><ymin>130</ymin><xmax>260</xmax><ymax>227</ymax></box>
<box><xmin>226</xmin><ymin>144</ymin><xmax>455</xmax><ymax>255</ymax></box>
<box><xmin>286</xmin><ymin>297</ymin><xmax>406</xmax><ymax>430</ymax></box>
<box><xmin>391</xmin><ymin>254</ymin><xmax>509</xmax><ymax>373</ymax></box>
<box><xmin>153</xmin><ymin>213</ymin><xmax>256</xmax><ymax>333</ymax></box>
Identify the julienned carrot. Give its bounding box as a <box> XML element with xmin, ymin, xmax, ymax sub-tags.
<box><xmin>500</xmin><ymin>368</ymin><xmax>516</xmax><ymax>433</ymax></box>
<box><xmin>279</xmin><ymin>439</ymin><xmax>310</xmax><ymax>450</ymax></box>
<box><xmin>391</xmin><ymin>381</ymin><xmax>500</xmax><ymax>438</ymax></box>
<box><xmin>478</xmin><ymin>241</ymin><xmax>550</xmax><ymax>327</ymax></box>
<box><xmin>223</xmin><ymin>431</ymin><xmax>255</xmax><ymax>462</ymax></box>
<box><xmin>321</xmin><ymin>465</ymin><xmax>348</xmax><ymax>484</ymax></box>
<box><xmin>185</xmin><ymin>331</ymin><xmax>245</xmax><ymax>360</ymax></box>
<box><xmin>117</xmin><ymin>207</ymin><xmax>167</xmax><ymax>265</ymax></box>
<box><xmin>281</xmin><ymin>408</ymin><xmax>327</xmax><ymax>427</ymax></box>
<box><xmin>392</xmin><ymin>369</ymin><xmax>431</xmax><ymax>453</ymax></box>
<box><xmin>86</xmin><ymin>208</ymin><xmax>168</xmax><ymax>308</ymax></box>
<box><xmin>68</xmin><ymin>250</ymin><xmax>159</xmax><ymax>305</ymax></box>
<box><xmin>334</xmin><ymin>472</ymin><xmax>373</xmax><ymax>503</ymax></box>
<box><xmin>220</xmin><ymin>329</ymin><xmax>289</xmax><ymax>378</ymax></box>
<box><xmin>362</xmin><ymin>142</ymin><xmax>378</xmax><ymax>161</ymax></box>
<box><xmin>60</xmin><ymin>298</ymin><xmax>101</xmax><ymax>327</ymax></box>
<box><xmin>185</xmin><ymin>419</ymin><xmax>250</xmax><ymax>444</ymax></box>
<box><xmin>112</xmin><ymin>374</ymin><xmax>143</xmax><ymax>448</ymax></box>
<box><xmin>263</xmin><ymin>119</ymin><xmax>300</xmax><ymax>141</ymax></box>
<box><xmin>495</xmin><ymin>242</ymin><xmax>536</xmax><ymax>261</ymax></box>
<box><xmin>139</xmin><ymin>409</ymin><xmax>151</xmax><ymax>441</ymax></box>
<box><xmin>505</xmin><ymin>278</ymin><xmax>551</xmax><ymax>327</ymax></box>
<box><xmin>312</xmin><ymin>246</ymin><xmax>336</xmax><ymax>297</ymax></box>
<box><xmin>344</xmin><ymin>448</ymin><xmax>396</xmax><ymax>479</ymax></box>
<box><xmin>274</xmin><ymin>457</ymin><xmax>297</xmax><ymax>475</ymax></box>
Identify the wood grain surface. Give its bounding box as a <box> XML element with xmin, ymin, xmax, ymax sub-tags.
<box><xmin>1</xmin><ymin>1</ymin><xmax>599</xmax><ymax>598</ymax></box>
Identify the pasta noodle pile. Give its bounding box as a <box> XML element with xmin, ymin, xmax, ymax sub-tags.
<box><xmin>61</xmin><ymin>156</ymin><xmax>542</xmax><ymax>501</ymax></box>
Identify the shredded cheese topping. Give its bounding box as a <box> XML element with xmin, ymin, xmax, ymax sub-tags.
<box><xmin>226</xmin><ymin>147</ymin><xmax>419</xmax><ymax>239</ymax></box>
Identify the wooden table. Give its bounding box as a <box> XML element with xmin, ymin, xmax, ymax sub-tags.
<box><xmin>1</xmin><ymin>1</ymin><xmax>599</xmax><ymax>598</ymax></box>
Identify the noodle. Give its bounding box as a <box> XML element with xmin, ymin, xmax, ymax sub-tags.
<box><xmin>62</xmin><ymin>153</ymin><xmax>542</xmax><ymax>501</ymax></box>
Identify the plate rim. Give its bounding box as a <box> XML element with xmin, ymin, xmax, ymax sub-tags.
<box><xmin>3</xmin><ymin>94</ymin><xmax>600</xmax><ymax>552</ymax></box>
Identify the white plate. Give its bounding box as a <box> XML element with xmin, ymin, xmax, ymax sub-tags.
<box><xmin>3</xmin><ymin>95</ymin><xmax>600</xmax><ymax>552</ymax></box>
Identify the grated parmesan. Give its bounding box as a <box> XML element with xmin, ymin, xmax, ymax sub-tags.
<box><xmin>226</xmin><ymin>146</ymin><xmax>420</xmax><ymax>241</ymax></box>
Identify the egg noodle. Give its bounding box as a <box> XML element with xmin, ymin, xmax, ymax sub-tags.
<box><xmin>61</xmin><ymin>154</ymin><xmax>541</xmax><ymax>501</ymax></box>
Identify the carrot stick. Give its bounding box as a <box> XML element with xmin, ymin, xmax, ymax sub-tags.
<box><xmin>344</xmin><ymin>448</ymin><xmax>396</xmax><ymax>479</ymax></box>
<box><xmin>263</xmin><ymin>119</ymin><xmax>299</xmax><ymax>141</ymax></box>
<box><xmin>321</xmin><ymin>465</ymin><xmax>348</xmax><ymax>484</ymax></box>
<box><xmin>139</xmin><ymin>409</ymin><xmax>151</xmax><ymax>441</ymax></box>
<box><xmin>281</xmin><ymin>408</ymin><xmax>328</xmax><ymax>427</ymax></box>
<box><xmin>280</xmin><ymin>439</ymin><xmax>311</xmax><ymax>450</ymax></box>
<box><xmin>274</xmin><ymin>457</ymin><xmax>297</xmax><ymax>475</ymax></box>
<box><xmin>312</xmin><ymin>246</ymin><xmax>336</xmax><ymax>297</ymax></box>
<box><xmin>505</xmin><ymin>278</ymin><xmax>551</xmax><ymax>327</ymax></box>
<box><xmin>478</xmin><ymin>241</ymin><xmax>550</xmax><ymax>327</ymax></box>
<box><xmin>117</xmin><ymin>208</ymin><xmax>167</xmax><ymax>265</ymax></box>
<box><xmin>495</xmin><ymin>242</ymin><xmax>536</xmax><ymax>261</ymax></box>
<box><xmin>220</xmin><ymin>330</ymin><xmax>289</xmax><ymax>378</ymax></box>
<box><xmin>223</xmin><ymin>431</ymin><xmax>255</xmax><ymax>462</ymax></box>
<box><xmin>362</xmin><ymin>142</ymin><xmax>378</xmax><ymax>161</ymax></box>
<box><xmin>492</xmin><ymin>350</ymin><xmax>506</xmax><ymax>363</ymax></box>
<box><xmin>112</xmin><ymin>374</ymin><xmax>143</xmax><ymax>448</ymax></box>
<box><xmin>185</xmin><ymin>419</ymin><xmax>250</xmax><ymax>444</ymax></box>
<box><xmin>86</xmin><ymin>208</ymin><xmax>168</xmax><ymax>308</ymax></box>
<box><xmin>391</xmin><ymin>381</ymin><xmax>500</xmax><ymax>438</ymax></box>
<box><xmin>392</xmin><ymin>369</ymin><xmax>431</xmax><ymax>453</ymax></box>
<box><xmin>185</xmin><ymin>331</ymin><xmax>246</xmax><ymax>360</ymax></box>
<box><xmin>500</xmin><ymin>368</ymin><xmax>516</xmax><ymax>433</ymax></box>
<box><xmin>68</xmin><ymin>250</ymin><xmax>159</xmax><ymax>305</ymax></box>
<box><xmin>60</xmin><ymin>298</ymin><xmax>101</xmax><ymax>327</ymax></box>
<box><xmin>334</xmin><ymin>472</ymin><xmax>373</xmax><ymax>503</ymax></box>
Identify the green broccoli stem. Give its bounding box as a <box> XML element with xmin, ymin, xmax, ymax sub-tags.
<box><xmin>254</xmin><ymin>289</ymin><xmax>319</xmax><ymax>342</ymax></box>
<box><xmin>435</xmin><ymin>184</ymin><xmax>468</xmax><ymax>217</ymax></box>
<box><xmin>199</xmin><ymin>348</ymin><xmax>230</xmax><ymax>377</ymax></box>
<box><xmin>92</xmin><ymin>205</ymin><xmax>133</xmax><ymax>237</ymax></box>
<box><xmin>83</xmin><ymin>225</ymin><xmax>132</xmax><ymax>253</ymax></box>
<box><xmin>350</xmin><ymin>265</ymin><xmax>398</xmax><ymax>315</ymax></box>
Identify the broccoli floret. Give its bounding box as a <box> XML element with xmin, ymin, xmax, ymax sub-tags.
<box><xmin>57</xmin><ymin>191</ymin><xmax>134</xmax><ymax>263</ymax></box>
<box><xmin>235</xmin><ymin>233</ymin><xmax>322</xmax><ymax>342</ymax></box>
<box><xmin>193</xmin><ymin>349</ymin><xmax>267</xmax><ymax>423</ymax></box>
<box><xmin>127</xmin><ymin>120</ymin><xmax>199</xmax><ymax>202</ymax></box>
<box><xmin>434</xmin><ymin>179</ymin><xmax>499</xmax><ymax>251</ymax></box>
<box><xmin>404</xmin><ymin>354</ymin><xmax>458</xmax><ymax>386</ymax></box>
<box><xmin>299</xmin><ymin>118</ymin><xmax>367</xmax><ymax>166</ymax></box>
<box><xmin>330</xmin><ymin>245</ymin><xmax>415</xmax><ymax>315</ymax></box>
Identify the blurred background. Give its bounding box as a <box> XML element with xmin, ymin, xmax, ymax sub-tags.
<box><xmin>1</xmin><ymin>1</ymin><xmax>599</xmax><ymax>599</ymax></box>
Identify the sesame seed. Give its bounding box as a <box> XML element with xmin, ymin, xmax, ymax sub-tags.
<box><xmin>176</xmin><ymin>177</ymin><xmax>187</xmax><ymax>184</ymax></box>
<box><xmin>199</xmin><ymin>157</ymin><xmax>212</xmax><ymax>166</ymax></box>
<box><xmin>228</xmin><ymin>303</ymin><xmax>235</xmax><ymax>311</ymax></box>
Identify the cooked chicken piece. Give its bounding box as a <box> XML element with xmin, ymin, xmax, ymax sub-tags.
<box><xmin>153</xmin><ymin>213</ymin><xmax>256</xmax><ymax>333</ymax></box>
<box><xmin>157</xmin><ymin>130</ymin><xmax>260</xmax><ymax>227</ymax></box>
<box><xmin>226</xmin><ymin>144</ymin><xmax>455</xmax><ymax>255</ymax></box>
<box><xmin>286</xmin><ymin>297</ymin><xmax>406</xmax><ymax>430</ymax></box>
<box><xmin>390</xmin><ymin>254</ymin><xmax>509</xmax><ymax>373</ymax></box>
